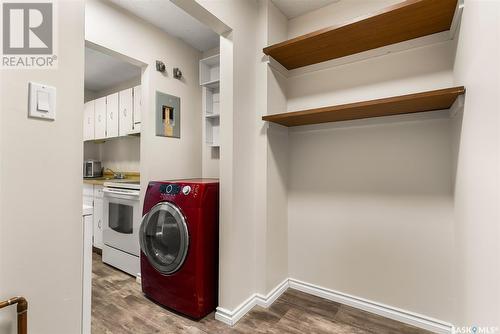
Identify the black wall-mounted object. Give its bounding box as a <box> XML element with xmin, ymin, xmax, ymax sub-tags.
<box><xmin>173</xmin><ymin>68</ymin><xmax>182</xmax><ymax>79</ymax></box>
<box><xmin>156</xmin><ymin>60</ymin><xmax>166</xmax><ymax>73</ymax></box>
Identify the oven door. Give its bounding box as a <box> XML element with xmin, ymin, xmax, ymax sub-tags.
<box><xmin>103</xmin><ymin>188</ymin><xmax>141</xmax><ymax>256</ymax></box>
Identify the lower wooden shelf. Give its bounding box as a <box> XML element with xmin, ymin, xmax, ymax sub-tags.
<box><xmin>262</xmin><ymin>86</ymin><xmax>465</xmax><ymax>127</ymax></box>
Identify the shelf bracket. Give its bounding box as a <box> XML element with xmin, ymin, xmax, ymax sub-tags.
<box><xmin>449</xmin><ymin>93</ymin><xmax>465</xmax><ymax>119</ymax></box>
<box><xmin>263</xmin><ymin>55</ymin><xmax>289</xmax><ymax>78</ymax></box>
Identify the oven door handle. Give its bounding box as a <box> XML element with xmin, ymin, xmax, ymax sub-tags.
<box><xmin>103</xmin><ymin>188</ymin><xmax>140</xmax><ymax>200</ymax></box>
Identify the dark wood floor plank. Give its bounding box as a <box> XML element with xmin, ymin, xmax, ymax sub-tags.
<box><xmin>91</xmin><ymin>254</ymin><xmax>433</xmax><ymax>334</ymax></box>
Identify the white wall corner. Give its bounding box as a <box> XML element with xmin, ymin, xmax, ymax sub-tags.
<box><xmin>449</xmin><ymin>0</ymin><xmax>465</xmax><ymax>40</ymax></box>
<box><xmin>215</xmin><ymin>278</ymin><xmax>289</xmax><ymax>326</ymax></box>
<box><xmin>264</xmin><ymin>55</ymin><xmax>289</xmax><ymax>78</ymax></box>
<box><xmin>215</xmin><ymin>278</ymin><xmax>453</xmax><ymax>333</ymax></box>
<box><xmin>215</xmin><ymin>294</ymin><xmax>258</xmax><ymax>326</ymax></box>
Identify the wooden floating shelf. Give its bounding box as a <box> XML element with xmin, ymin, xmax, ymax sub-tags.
<box><xmin>263</xmin><ymin>0</ymin><xmax>458</xmax><ymax>70</ymax></box>
<box><xmin>262</xmin><ymin>87</ymin><xmax>465</xmax><ymax>127</ymax></box>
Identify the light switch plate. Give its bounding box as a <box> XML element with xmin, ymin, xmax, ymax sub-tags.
<box><xmin>29</xmin><ymin>82</ymin><xmax>56</xmax><ymax>120</ymax></box>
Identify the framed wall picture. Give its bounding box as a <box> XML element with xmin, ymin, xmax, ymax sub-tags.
<box><xmin>155</xmin><ymin>91</ymin><xmax>180</xmax><ymax>138</ymax></box>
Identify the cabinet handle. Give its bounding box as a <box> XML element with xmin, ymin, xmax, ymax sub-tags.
<box><xmin>98</xmin><ymin>114</ymin><xmax>101</xmax><ymax>122</ymax></box>
<box><xmin>98</xmin><ymin>219</ymin><xmax>102</xmax><ymax>229</ymax></box>
<box><xmin>110</xmin><ymin>112</ymin><xmax>113</xmax><ymax>120</ymax></box>
<box><xmin>123</xmin><ymin>108</ymin><xmax>127</xmax><ymax>117</ymax></box>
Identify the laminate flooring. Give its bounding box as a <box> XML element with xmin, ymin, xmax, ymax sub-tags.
<box><xmin>92</xmin><ymin>253</ymin><xmax>432</xmax><ymax>334</ymax></box>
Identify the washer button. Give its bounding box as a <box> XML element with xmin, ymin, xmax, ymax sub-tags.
<box><xmin>182</xmin><ymin>185</ymin><xmax>191</xmax><ymax>195</ymax></box>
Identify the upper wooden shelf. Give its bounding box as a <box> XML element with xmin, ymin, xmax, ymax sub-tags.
<box><xmin>262</xmin><ymin>86</ymin><xmax>465</xmax><ymax>127</ymax></box>
<box><xmin>263</xmin><ymin>0</ymin><xmax>458</xmax><ymax>70</ymax></box>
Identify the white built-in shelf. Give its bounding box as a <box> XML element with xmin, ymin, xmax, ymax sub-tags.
<box><xmin>200</xmin><ymin>54</ymin><xmax>221</xmax><ymax>149</ymax></box>
<box><xmin>205</xmin><ymin>115</ymin><xmax>220</xmax><ymax>148</ymax></box>
<box><xmin>200</xmin><ymin>54</ymin><xmax>220</xmax><ymax>86</ymax></box>
<box><xmin>201</xmin><ymin>79</ymin><xmax>220</xmax><ymax>89</ymax></box>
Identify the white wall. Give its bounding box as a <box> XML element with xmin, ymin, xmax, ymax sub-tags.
<box><xmin>452</xmin><ymin>0</ymin><xmax>500</xmax><ymax>327</ymax></box>
<box><xmin>85</xmin><ymin>0</ymin><xmax>202</xmax><ymax>198</ymax></box>
<box><xmin>0</xmin><ymin>1</ymin><xmax>85</xmax><ymax>333</ymax></box>
<box><xmin>84</xmin><ymin>88</ymin><xmax>98</xmax><ymax>102</ymax></box>
<box><xmin>283</xmin><ymin>28</ymin><xmax>456</xmax><ymax>326</ymax></box>
<box><xmin>287</xmin><ymin>0</ymin><xmax>401</xmax><ymax>39</ymax></box>
<box><xmin>84</xmin><ymin>137</ymin><xmax>141</xmax><ymax>173</ymax></box>
<box><xmin>283</xmin><ymin>1</ymin><xmax>457</xmax><ymax>323</ymax></box>
<box><xmin>196</xmin><ymin>0</ymin><xmax>262</xmax><ymax>311</ymax></box>
<box><xmin>261</xmin><ymin>0</ymin><xmax>289</xmax><ymax>294</ymax></box>
<box><xmin>83</xmin><ymin>141</ymin><xmax>100</xmax><ymax>161</ymax></box>
<box><xmin>288</xmin><ymin>112</ymin><xmax>455</xmax><ymax>321</ymax></box>
<box><xmin>196</xmin><ymin>0</ymin><xmax>459</xmax><ymax>322</ymax></box>
<box><xmin>88</xmin><ymin>76</ymin><xmax>141</xmax><ymax>100</ymax></box>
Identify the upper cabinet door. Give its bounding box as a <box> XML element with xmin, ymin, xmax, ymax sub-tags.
<box><xmin>119</xmin><ymin>88</ymin><xmax>133</xmax><ymax>136</ymax></box>
<box><xmin>94</xmin><ymin>97</ymin><xmax>107</xmax><ymax>140</ymax></box>
<box><xmin>106</xmin><ymin>93</ymin><xmax>119</xmax><ymax>138</ymax></box>
<box><xmin>83</xmin><ymin>101</ymin><xmax>95</xmax><ymax>141</ymax></box>
<box><xmin>132</xmin><ymin>85</ymin><xmax>141</xmax><ymax>133</ymax></box>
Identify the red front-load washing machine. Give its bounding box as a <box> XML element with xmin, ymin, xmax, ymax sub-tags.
<box><xmin>139</xmin><ymin>179</ymin><xmax>219</xmax><ymax>319</ymax></box>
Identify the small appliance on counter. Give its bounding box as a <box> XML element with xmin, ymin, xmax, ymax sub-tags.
<box><xmin>83</xmin><ymin>160</ymin><xmax>103</xmax><ymax>178</ymax></box>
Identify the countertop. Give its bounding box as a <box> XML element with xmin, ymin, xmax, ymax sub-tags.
<box><xmin>83</xmin><ymin>173</ymin><xmax>140</xmax><ymax>186</ymax></box>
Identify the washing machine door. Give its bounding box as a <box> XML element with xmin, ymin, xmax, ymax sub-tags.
<box><xmin>139</xmin><ymin>202</ymin><xmax>189</xmax><ymax>275</ymax></box>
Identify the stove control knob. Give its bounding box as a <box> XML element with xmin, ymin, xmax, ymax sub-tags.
<box><xmin>182</xmin><ymin>185</ymin><xmax>191</xmax><ymax>195</ymax></box>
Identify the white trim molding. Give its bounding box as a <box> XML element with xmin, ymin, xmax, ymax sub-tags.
<box><xmin>215</xmin><ymin>278</ymin><xmax>453</xmax><ymax>334</ymax></box>
<box><xmin>289</xmin><ymin>278</ymin><xmax>453</xmax><ymax>334</ymax></box>
<box><xmin>215</xmin><ymin>278</ymin><xmax>289</xmax><ymax>326</ymax></box>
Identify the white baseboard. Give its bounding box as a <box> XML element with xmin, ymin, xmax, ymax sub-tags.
<box><xmin>215</xmin><ymin>278</ymin><xmax>453</xmax><ymax>334</ymax></box>
<box><xmin>215</xmin><ymin>278</ymin><xmax>289</xmax><ymax>326</ymax></box>
<box><xmin>289</xmin><ymin>278</ymin><xmax>453</xmax><ymax>334</ymax></box>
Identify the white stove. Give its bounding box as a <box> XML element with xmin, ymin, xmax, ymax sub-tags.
<box><xmin>102</xmin><ymin>180</ymin><xmax>141</xmax><ymax>276</ymax></box>
<box><xmin>103</xmin><ymin>180</ymin><xmax>140</xmax><ymax>191</ymax></box>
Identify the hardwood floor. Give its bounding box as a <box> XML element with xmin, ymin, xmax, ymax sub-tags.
<box><xmin>92</xmin><ymin>253</ymin><xmax>432</xmax><ymax>334</ymax></box>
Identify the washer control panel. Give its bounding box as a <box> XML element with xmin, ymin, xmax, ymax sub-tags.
<box><xmin>182</xmin><ymin>185</ymin><xmax>191</xmax><ymax>195</ymax></box>
<box><xmin>160</xmin><ymin>184</ymin><xmax>181</xmax><ymax>195</ymax></box>
<box><xmin>160</xmin><ymin>184</ymin><xmax>192</xmax><ymax>196</ymax></box>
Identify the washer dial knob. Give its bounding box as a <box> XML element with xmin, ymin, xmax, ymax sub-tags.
<box><xmin>182</xmin><ymin>185</ymin><xmax>191</xmax><ymax>195</ymax></box>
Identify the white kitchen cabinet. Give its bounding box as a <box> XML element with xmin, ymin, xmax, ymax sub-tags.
<box><xmin>94</xmin><ymin>97</ymin><xmax>107</xmax><ymax>140</ymax></box>
<box><xmin>83</xmin><ymin>184</ymin><xmax>94</xmax><ymax>206</ymax></box>
<box><xmin>83</xmin><ymin>101</ymin><xmax>95</xmax><ymax>141</ymax></box>
<box><xmin>132</xmin><ymin>85</ymin><xmax>141</xmax><ymax>134</ymax></box>
<box><xmin>82</xmin><ymin>207</ymin><xmax>92</xmax><ymax>334</ymax></box>
<box><xmin>83</xmin><ymin>184</ymin><xmax>104</xmax><ymax>249</ymax></box>
<box><xmin>93</xmin><ymin>185</ymin><xmax>104</xmax><ymax>249</ymax></box>
<box><xmin>106</xmin><ymin>93</ymin><xmax>119</xmax><ymax>138</ymax></box>
<box><xmin>119</xmin><ymin>88</ymin><xmax>133</xmax><ymax>136</ymax></box>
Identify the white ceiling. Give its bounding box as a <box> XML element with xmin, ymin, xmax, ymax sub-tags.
<box><xmin>272</xmin><ymin>0</ymin><xmax>340</xmax><ymax>19</ymax></box>
<box><xmin>85</xmin><ymin>47</ymin><xmax>141</xmax><ymax>92</ymax></box>
<box><xmin>108</xmin><ymin>0</ymin><xmax>219</xmax><ymax>52</ymax></box>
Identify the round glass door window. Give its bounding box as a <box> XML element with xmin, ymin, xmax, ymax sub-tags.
<box><xmin>139</xmin><ymin>202</ymin><xmax>189</xmax><ymax>275</ymax></box>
